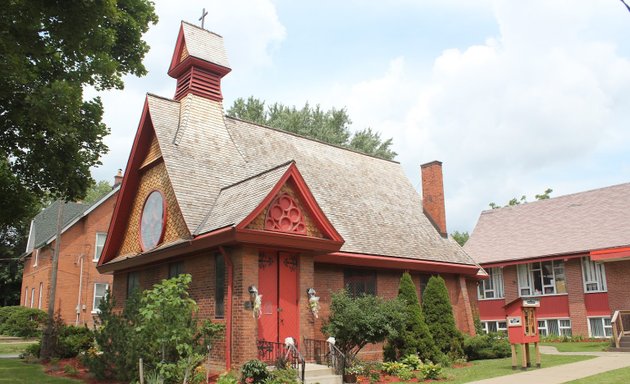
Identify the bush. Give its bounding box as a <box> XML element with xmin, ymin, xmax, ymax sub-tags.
<box><xmin>264</xmin><ymin>367</ymin><xmax>298</xmax><ymax>384</ymax></box>
<box><xmin>241</xmin><ymin>359</ymin><xmax>269</xmax><ymax>383</ymax></box>
<box><xmin>422</xmin><ymin>276</ymin><xmax>464</xmax><ymax>360</ymax></box>
<box><xmin>418</xmin><ymin>361</ymin><xmax>442</xmax><ymax>380</ymax></box>
<box><xmin>0</xmin><ymin>306</ymin><xmax>47</xmax><ymax>337</ymax></box>
<box><xmin>216</xmin><ymin>371</ymin><xmax>239</xmax><ymax>384</ymax></box>
<box><xmin>385</xmin><ymin>273</ymin><xmax>442</xmax><ymax>364</ymax></box>
<box><xmin>381</xmin><ymin>361</ymin><xmax>407</xmax><ymax>375</ymax></box>
<box><xmin>400</xmin><ymin>354</ymin><xmax>423</xmax><ymax>370</ymax></box>
<box><xmin>463</xmin><ymin>333</ymin><xmax>511</xmax><ymax>360</ymax></box>
<box><xmin>24</xmin><ymin>342</ymin><xmax>40</xmax><ymax>358</ymax></box>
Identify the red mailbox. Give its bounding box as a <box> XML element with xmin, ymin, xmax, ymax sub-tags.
<box><xmin>504</xmin><ymin>298</ymin><xmax>541</xmax><ymax>370</ymax></box>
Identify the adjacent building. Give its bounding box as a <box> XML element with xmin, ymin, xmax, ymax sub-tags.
<box><xmin>465</xmin><ymin>183</ymin><xmax>630</xmax><ymax>339</ymax></box>
<box><xmin>20</xmin><ymin>179</ymin><xmax>120</xmax><ymax>327</ymax></box>
<box><xmin>97</xmin><ymin>21</ymin><xmax>484</xmax><ymax>370</ymax></box>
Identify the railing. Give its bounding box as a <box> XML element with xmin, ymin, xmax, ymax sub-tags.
<box><xmin>302</xmin><ymin>338</ymin><xmax>346</xmax><ymax>376</ymax></box>
<box><xmin>257</xmin><ymin>339</ymin><xmax>305</xmax><ymax>383</ymax></box>
<box><xmin>286</xmin><ymin>342</ymin><xmax>306</xmax><ymax>383</ymax></box>
<box><xmin>611</xmin><ymin>310</ymin><xmax>630</xmax><ymax>348</ymax></box>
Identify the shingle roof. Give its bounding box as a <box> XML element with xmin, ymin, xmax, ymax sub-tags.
<box><xmin>146</xmin><ymin>93</ymin><xmax>477</xmax><ymax>266</ymax></box>
<box><xmin>26</xmin><ymin>201</ymin><xmax>88</xmax><ymax>251</ymax></box>
<box><xmin>181</xmin><ymin>22</ymin><xmax>230</xmax><ymax>69</ymax></box>
<box><xmin>464</xmin><ymin>183</ymin><xmax>630</xmax><ymax>264</ymax></box>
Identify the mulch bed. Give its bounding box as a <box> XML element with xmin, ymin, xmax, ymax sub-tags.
<box><xmin>43</xmin><ymin>357</ymin><xmax>121</xmax><ymax>384</ymax></box>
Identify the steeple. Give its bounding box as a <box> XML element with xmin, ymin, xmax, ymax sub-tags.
<box><xmin>167</xmin><ymin>21</ymin><xmax>231</xmax><ymax>102</ymax></box>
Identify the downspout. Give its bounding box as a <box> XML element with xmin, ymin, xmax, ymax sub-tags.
<box><xmin>219</xmin><ymin>246</ymin><xmax>233</xmax><ymax>370</ymax></box>
<box><xmin>76</xmin><ymin>255</ymin><xmax>84</xmax><ymax>326</ymax></box>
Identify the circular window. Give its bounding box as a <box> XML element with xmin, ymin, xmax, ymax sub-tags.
<box><xmin>140</xmin><ymin>190</ymin><xmax>166</xmax><ymax>251</ymax></box>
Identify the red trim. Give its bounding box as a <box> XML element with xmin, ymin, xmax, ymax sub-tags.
<box><xmin>481</xmin><ymin>252</ymin><xmax>586</xmax><ymax>268</ymax></box>
<box><xmin>590</xmin><ymin>247</ymin><xmax>630</xmax><ymax>262</ymax></box>
<box><xmin>235</xmin><ymin>228</ymin><xmax>343</xmax><ymax>253</ymax></box>
<box><xmin>219</xmin><ymin>246</ymin><xmax>232</xmax><ymax>370</ymax></box>
<box><xmin>584</xmin><ymin>292</ymin><xmax>610</xmax><ymax>316</ymax></box>
<box><xmin>168</xmin><ymin>24</ymin><xmax>186</xmax><ymax>75</ymax></box>
<box><xmin>237</xmin><ymin>163</ymin><xmax>343</xmax><ymax>243</ymax></box>
<box><xmin>316</xmin><ymin>251</ymin><xmax>481</xmax><ymax>276</ymax></box>
<box><xmin>138</xmin><ymin>190</ymin><xmax>167</xmax><ymax>252</ymax></box>
<box><xmin>167</xmin><ymin>24</ymin><xmax>230</xmax><ymax>79</ymax></box>
<box><xmin>99</xmin><ymin>98</ymin><xmax>154</xmax><ymax>267</ymax></box>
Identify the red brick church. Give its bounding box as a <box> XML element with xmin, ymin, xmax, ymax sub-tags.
<box><xmin>97</xmin><ymin>21</ymin><xmax>484</xmax><ymax>370</ymax></box>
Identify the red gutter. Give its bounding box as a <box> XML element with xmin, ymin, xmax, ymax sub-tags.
<box><xmin>219</xmin><ymin>246</ymin><xmax>232</xmax><ymax>370</ymax></box>
<box><xmin>591</xmin><ymin>247</ymin><xmax>630</xmax><ymax>262</ymax></box>
<box><xmin>481</xmin><ymin>252</ymin><xmax>586</xmax><ymax>268</ymax></box>
<box><xmin>317</xmin><ymin>251</ymin><xmax>481</xmax><ymax>276</ymax></box>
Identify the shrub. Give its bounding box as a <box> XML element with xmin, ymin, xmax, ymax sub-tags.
<box><xmin>265</xmin><ymin>367</ymin><xmax>298</xmax><ymax>384</ymax></box>
<box><xmin>63</xmin><ymin>364</ymin><xmax>79</xmax><ymax>376</ymax></box>
<box><xmin>400</xmin><ymin>354</ymin><xmax>423</xmax><ymax>370</ymax></box>
<box><xmin>322</xmin><ymin>290</ymin><xmax>404</xmax><ymax>360</ymax></box>
<box><xmin>241</xmin><ymin>359</ymin><xmax>269</xmax><ymax>383</ymax></box>
<box><xmin>216</xmin><ymin>371</ymin><xmax>239</xmax><ymax>384</ymax></box>
<box><xmin>418</xmin><ymin>361</ymin><xmax>442</xmax><ymax>380</ymax></box>
<box><xmin>463</xmin><ymin>333</ymin><xmax>511</xmax><ymax>360</ymax></box>
<box><xmin>381</xmin><ymin>361</ymin><xmax>407</xmax><ymax>375</ymax></box>
<box><xmin>0</xmin><ymin>306</ymin><xmax>47</xmax><ymax>337</ymax></box>
<box><xmin>24</xmin><ymin>342</ymin><xmax>41</xmax><ymax>358</ymax></box>
<box><xmin>385</xmin><ymin>273</ymin><xmax>442</xmax><ymax>364</ymax></box>
<box><xmin>422</xmin><ymin>276</ymin><xmax>464</xmax><ymax>360</ymax></box>
<box><xmin>0</xmin><ymin>306</ymin><xmax>22</xmax><ymax>327</ymax></box>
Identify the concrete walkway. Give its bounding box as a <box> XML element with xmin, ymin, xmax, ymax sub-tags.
<box><xmin>468</xmin><ymin>346</ymin><xmax>630</xmax><ymax>384</ymax></box>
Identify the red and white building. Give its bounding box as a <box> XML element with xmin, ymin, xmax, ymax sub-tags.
<box><xmin>465</xmin><ymin>183</ymin><xmax>630</xmax><ymax>339</ymax></box>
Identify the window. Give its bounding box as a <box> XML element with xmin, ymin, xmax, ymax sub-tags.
<box><xmin>24</xmin><ymin>287</ymin><xmax>28</xmax><ymax>307</ymax></box>
<box><xmin>344</xmin><ymin>269</ymin><xmax>377</xmax><ymax>297</ymax></box>
<box><xmin>517</xmin><ymin>261</ymin><xmax>566</xmax><ymax>296</ymax></box>
<box><xmin>33</xmin><ymin>248</ymin><xmax>39</xmax><ymax>267</ymax></box>
<box><xmin>582</xmin><ymin>257</ymin><xmax>607</xmax><ymax>293</ymax></box>
<box><xmin>588</xmin><ymin>317</ymin><xmax>612</xmax><ymax>338</ymax></box>
<box><xmin>478</xmin><ymin>268</ymin><xmax>504</xmax><ymax>299</ymax></box>
<box><xmin>215</xmin><ymin>254</ymin><xmax>225</xmax><ymax>319</ymax></box>
<box><xmin>92</xmin><ymin>283</ymin><xmax>109</xmax><ymax>313</ymax></box>
<box><xmin>94</xmin><ymin>233</ymin><xmax>107</xmax><ymax>262</ymax></box>
<box><xmin>537</xmin><ymin>319</ymin><xmax>572</xmax><ymax>336</ymax></box>
<box><xmin>481</xmin><ymin>320</ymin><xmax>507</xmax><ymax>334</ymax></box>
<box><xmin>127</xmin><ymin>271</ymin><xmax>140</xmax><ymax>297</ymax></box>
<box><xmin>38</xmin><ymin>282</ymin><xmax>43</xmax><ymax>309</ymax></box>
<box><xmin>30</xmin><ymin>288</ymin><xmax>35</xmax><ymax>308</ymax></box>
<box><xmin>168</xmin><ymin>261</ymin><xmax>185</xmax><ymax>279</ymax></box>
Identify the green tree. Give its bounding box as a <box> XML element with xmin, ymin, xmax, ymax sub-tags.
<box><xmin>384</xmin><ymin>273</ymin><xmax>442</xmax><ymax>363</ymax></box>
<box><xmin>422</xmin><ymin>276</ymin><xmax>464</xmax><ymax>360</ymax></box>
<box><xmin>227</xmin><ymin>96</ymin><xmax>397</xmax><ymax>160</ymax></box>
<box><xmin>321</xmin><ymin>290</ymin><xmax>404</xmax><ymax>361</ymax></box>
<box><xmin>0</xmin><ymin>1</ymin><xmax>158</xmax><ymax>229</ymax></box>
<box><xmin>451</xmin><ymin>231</ymin><xmax>469</xmax><ymax>247</ymax></box>
<box><xmin>83</xmin><ymin>180</ymin><xmax>114</xmax><ymax>205</ymax></box>
<box><xmin>489</xmin><ymin>188</ymin><xmax>553</xmax><ymax>209</ymax></box>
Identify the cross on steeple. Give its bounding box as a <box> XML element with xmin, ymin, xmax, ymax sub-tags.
<box><xmin>199</xmin><ymin>8</ymin><xmax>208</xmax><ymax>29</ymax></box>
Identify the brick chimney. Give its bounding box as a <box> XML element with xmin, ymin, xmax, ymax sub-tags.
<box><xmin>421</xmin><ymin>161</ymin><xmax>447</xmax><ymax>237</ymax></box>
<box><xmin>113</xmin><ymin>169</ymin><xmax>123</xmax><ymax>188</ymax></box>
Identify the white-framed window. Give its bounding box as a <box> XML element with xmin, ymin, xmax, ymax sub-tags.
<box><xmin>92</xmin><ymin>283</ymin><xmax>109</xmax><ymax>313</ymax></box>
<box><xmin>517</xmin><ymin>260</ymin><xmax>567</xmax><ymax>296</ymax></box>
<box><xmin>38</xmin><ymin>282</ymin><xmax>43</xmax><ymax>309</ymax></box>
<box><xmin>582</xmin><ymin>257</ymin><xmax>607</xmax><ymax>293</ymax></box>
<box><xmin>478</xmin><ymin>267</ymin><xmax>504</xmax><ymax>300</ymax></box>
<box><xmin>588</xmin><ymin>317</ymin><xmax>612</xmax><ymax>338</ymax></box>
<box><xmin>33</xmin><ymin>248</ymin><xmax>39</xmax><ymax>267</ymax></box>
<box><xmin>481</xmin><ymin>320</ymin><xmax>507</xmax><ymax>334</ymax></box>
<box><xmin>94</xmin><ymin>233</ymin><xmax>107</xmax><ymax>262</ymax></box>
<box><xmin>30</xmin><ymin>288</ymin><xmax>35</xmax><ymax>308</ymax></box>
<box><xmin>24</xmin><ymin>287</ymin><xmax>28</xmax><ymax>306</ymax></box>
<box><xmin>538</xmin><ymin>318</ymin><xmax>572</xmax><ymax>336</ymax></box>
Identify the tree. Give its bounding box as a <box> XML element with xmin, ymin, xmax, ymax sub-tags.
<box><xmin>321</xmin><ymin>290</ymin><xmax>404</xmax><ymax>361</ymax></box>
<box><xmin>451</xmin><ymin>231</ymin><xmax>469</xmax><ymax>247</ymax></box>
<box><xmin>422</xmin><ymin>276</ymin><xmax>464</xmax><ymax>360</ymax></box>
<box><xmin>0</xmin><ymin>1</ymin><xmax>158</xmax><ymax>230</ymax></box>
<box><xmin>489</xmin><ymin>188</ymin><xmax>553</xmax><ymax>209</ymax></box>
<box><xmin>83</xmin><ymin>180</ymin><xmax>114</xmax><ymax>205</ymax></box>
<box><xmin>227</xmin><ymin>96</ymin><xmax>397</xmax><ymax>160</ymax></box>
<box><xmin>384</xmin><ymin>273</ymin><xmax>442</xmax><ymax>363</ymax></box>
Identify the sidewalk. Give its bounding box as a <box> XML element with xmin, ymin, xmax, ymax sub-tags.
<box><xmin>467</xmin><ymin>346</ymin><xmax>630</xmax><ymax>384</ymax></box>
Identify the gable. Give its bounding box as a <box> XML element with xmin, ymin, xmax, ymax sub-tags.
<box><xmin>246</xmin><ymin>182</ymin><xmax>325</xmax><ymax>239</ymax></box>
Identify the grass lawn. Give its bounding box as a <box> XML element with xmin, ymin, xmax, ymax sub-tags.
<box><xmin>0</xmin><ymin>359</ymin><xmax>82</xmax><ymax>383</ymax></box>
<box><xmin>0</xmin><ymin>342</ymin><xmax>37</xmax><ymax>355</ymax></box>
<box><xmin>541</xmin><ymin>341</ymin><xmax>609</xmax><ymax>352</ymax></box>
<box><xmin>566</xmin><ymin>366</ymin><xmax>630</xmax><ymax>384</ymax></box>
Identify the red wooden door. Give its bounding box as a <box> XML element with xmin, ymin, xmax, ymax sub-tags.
<box><xmin>257</xmin><ymin>251</ymin><xmax>299</xmax><ymax>343</ymax></box>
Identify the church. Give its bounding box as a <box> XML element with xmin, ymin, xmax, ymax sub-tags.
<box><xmin>97</xmin><ymin>21</ymin><xmax>484</xmax><ymax>370</ymax></box>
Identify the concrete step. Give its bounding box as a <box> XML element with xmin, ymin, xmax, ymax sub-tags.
<box><xmin>304</xmin><ymin>363</ymin><xmax>342</xmax><ymax>384</ymax></box>
<box><xmin>304</xmin><ymin>374</ymin><xmax>343</xmax><ymax>384</ymax></box>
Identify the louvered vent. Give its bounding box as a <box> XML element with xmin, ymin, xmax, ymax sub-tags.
<box><xmin>174</xmin><ymin>67</ymin><xmax>223</xmax><ymax>102</ymax></box>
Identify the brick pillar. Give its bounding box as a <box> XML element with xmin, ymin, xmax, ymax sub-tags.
<box><xmin>503</xmin><ymin>265</ymin><xmax>518</xmax><ymax>304</ymax></box>
<box><xmin>421</xmin><ymin>161</ymin><xmax>447</xmax><ymax>237</ymax></box>
<box><xmin>565</xmin><ymin>259</ymin><xmax>588</xmax><ymax>336</ymax></box>
<box><xmin>459</xmin><ymin>276</ymin><xmax>477</xmax><ymax>336</ymax></box>
<box><xmin>230</xmin><ymin>246</ymin><xmax>259</xmax><ymax>368</ymax></box>
<box><xmin>299</xmin><ymin>254</ymin><xmax>316</xmax><ymax>341</ymax></box>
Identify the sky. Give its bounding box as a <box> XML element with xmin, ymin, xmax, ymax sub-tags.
<box><xmin>87</xmin><ymin>0</ymin><xmax>630</xmax><ymax>233</ymax></box>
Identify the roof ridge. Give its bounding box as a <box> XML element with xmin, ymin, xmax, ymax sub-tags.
<box><xmin>181</xmin><ymin>20</ymin><xmax>224</xmax><ymax>38</ymax></box>
<box><xmin>480</xmin><ymin>181</ymin><xmax>630</xmax><ymax>215</ymax></box>
<box><xmin>147</xmin><ymin>92</ymin><xmax>179</xmax><ymax>103</ymax></box>
<box><xmin>219</xmin><ymin>161</ymin><xmax>294</xmax><ymax>192</ymax></box>
<box><xmin>225</xmin><ymin>115</ymin><xmax>400</xmax><ymax>164</ymax></box>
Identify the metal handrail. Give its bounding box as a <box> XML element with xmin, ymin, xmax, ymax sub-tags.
<box><xmin>285</xmin><ymin>342</ymin><xmax>306</xmax><ymax>383</ymax></box>
<box><xmin>327</xmin><ymin>340</ymin><xmax>346</xmax><ymax>376</ymax></box>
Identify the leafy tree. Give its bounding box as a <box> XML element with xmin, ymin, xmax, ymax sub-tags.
<box><xmin>0</xmin><ymin>1</ymin><xmax>158</xmax><ymax>230</ymax></box>
<box><xmin>321</xmin><ymin>290</ymin><xmax>404</xmax><ymax>361</ymax></box>
<box><xmin>489</xmin><ymin>188</ymin><xmax>553</xmax><ymax>209</ymax></box>
<box><xmin>422</xmin><ymin>276</ymin><xmax>464</xmax><ymax>360</ymax></box>
<box><xmin>227</xmin><ymin>96</ymin><xmax>397</xmax><ymax>160</ymax></box>
<box><xmin>83</xmin><ymin>180</ymin><xmax>113</xmax><ymax>205</ymax></box>
<box><xmin>384</xmin><ymin>273</ymin><xmax>442</xmax><ymax>363</ymax></box>
<box><xmin>451</xmin><ymin>231</ymin><xmax>469</xmax><ymax>247</ymax></box>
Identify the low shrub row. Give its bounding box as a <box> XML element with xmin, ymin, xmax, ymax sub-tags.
<box><xmin>463</xmin><ymin>333</ymin><xmax>511</xmax><ymax>360</ymax></box>
<box><xmin>0</xmin><ymin>306</ymin><xmax>47</xmax><ymax>337</ymax></box>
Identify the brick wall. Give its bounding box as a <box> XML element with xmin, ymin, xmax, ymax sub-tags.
<box><xmin>605</xmin><ymin>260</ymin><xmax>630</xmax><ymax>312</ymax></box>
<box><xmin>565</xmin><ymin>258</ymin><xmax>588</xmax><ymax>336</ymax></box>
